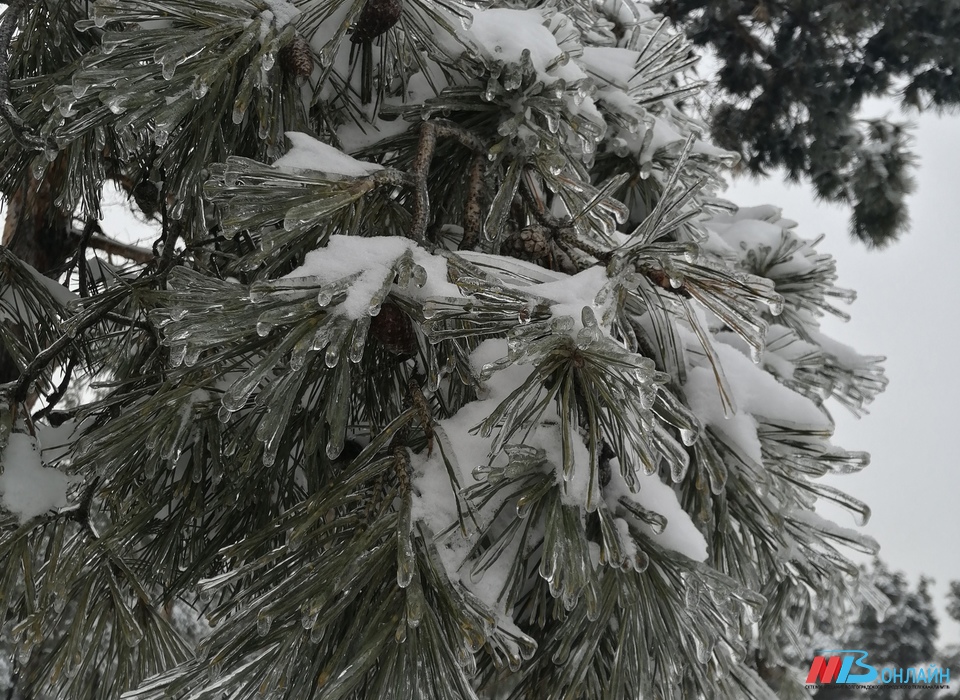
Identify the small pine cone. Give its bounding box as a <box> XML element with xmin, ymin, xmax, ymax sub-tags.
<box><xmin>370</xmin><ymin>302</ymin><xmax>418</xmax><ymax>359</ymax></box>
<box><xmin>350</xmin><ymin>0</ymin><xmax>402</xmax><ymax>44</ymax></box>
<box><xmin>502</xmin><ymin>225</ymin><xmax>552</xmax><ymax>264</ymax></box>
<box><xmin>279</xmin><ymin>33</ymin><xmax>314</xmax><ymax>79</ymax></box>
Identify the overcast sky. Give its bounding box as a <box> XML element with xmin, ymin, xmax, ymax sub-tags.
<box><xmin>724</xmin><ymin>106</ymin><xmax>960</xmax><ymax>645</ymax></box>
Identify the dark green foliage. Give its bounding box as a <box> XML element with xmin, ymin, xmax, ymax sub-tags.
<box><xmin>651</xmin><ymin>0</ymin><xmax>960</xmax><ymax>246</ymax></box>
<box><xmin>0</xmin><ymin>1</ymin><xmax>891</xmax><ymax>699</ymax></box>
<box><xmin>806</xmin><ymin>559</ymin><xmax>941</xmax><ymax>700</ymax></box>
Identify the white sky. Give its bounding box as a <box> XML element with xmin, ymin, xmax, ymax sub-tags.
<box><xmin>724</xmin><ymin>107</ymin><xmax>960</xmax><ymax>646</ymax></box>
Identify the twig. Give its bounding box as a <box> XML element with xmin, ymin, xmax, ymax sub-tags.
<box><xmin>31</xmin><ymin>355</ymin><xmax>76</xmax><ymax>422</ymax></box>
<box><xmin>62</xmin><ymin>219</ymin><xmax>100</xmax><ymax>296</ymax></box>
<box><xmin>13</xmin><ymin>282</ymin><xmax>141</xmax><ymax>403</ymax></box>
<box><xmin>407</xmin><ymin>120</ymin><xmax>490</xmax><ymax>246</ymax></box>
<box><xmin>460</xmin><ymin>154</ymin><xmax>485</xmax><ymax>251</ymax></box>
<box><xmin>407</xmin><ymin>377</ymin><xmax>433</xmax><ymax>456</ymax></box>
<box><xmin>72</xmin><ymin>229</ymin><xmax>155</xmax><ymax>264</ymax></box>
<box><xmin>158</xmin><ymin>194</ymin><xmax>178</xmax><ymax>271</ymax></box>
<box><xmin>61</xmin><ymin>477</ymin><xmax>101</xmax><ymax>540</ymax></box>
<box><xmin>409</xmin><ymin>121</ymin><xmax>437</xmax><ymax>243</ymax></box>
<box><xmin>0</xmin><ymin>0</ymin><xmax>48</xmax><ymax>151</ymax></box>
<box><xmin>430</xmin><ymin>119</ymin><xmax>487</xmax><ymax>155</ymax></box>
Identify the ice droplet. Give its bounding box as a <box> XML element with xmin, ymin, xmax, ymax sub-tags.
<box><xmin>169</xmin><ymin>344</ymin><xmax>187</xmax><ymax>366</ymax></box>
<box><xmin>104</xmin><ymin>94</ymin><xmax>127</xmax><ymax>114</ymax></box>
<box><xmin>256</xmin><ymin>612</ymin><xmax>272</xmax><ymax>637</ymax></box>
<box><xmin>191</xmin><ymin>76</ymin><xmax>209</xmax><ymax>99</ymax></box>
<box><xmin>184</xmin><ymin>345</ymin><xmax>202</xmax><ymax>366</ymax></box>
<box><xmin>325</xmin><ymin>433</ymin><xmax>344</xmax><ymax>460</ymax></box>
<box><xmin>767</xmin><ymin>294</ymin><xmax>784</xmax><ymax>316</ymax></box>
<box><xmin>301</xmin><ymin>610</ymin><xmax>318</xmax><ymax>630</ymax></box>
<box><xmin>70</xmin><ymin>80</ymin><xmax>89</xmax><ymax>101</ymax></box>
<box><xmin>324</xmin><ymin>344</ymin><xmax>340</xmax><ymax>368</ymax></box>
<box><xmin>411</xmin><ymin>264</ymin><xmax>427</xmax><ymax>287</ymax></box>
<box><xmin>317</xmin><ymin>46</ymin><xmax>334</xmax><ymax>67</ymax></box>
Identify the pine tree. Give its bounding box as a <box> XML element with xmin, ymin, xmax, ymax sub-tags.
<box><xmin>941</xmin><ymin>582</ymin><xmax>960</xmax><ymax>700</ymax></box>
<box><xmin>0</xmin><ymin>1</ymin><xmax>889</xmax><ymax>698</ymax></box>
<box><xmin>801</xmin><ymin>559</ymin><xmax>940</xmax><ymax>700</ymax></box>
<box><xmin>652</xmin><ymin>0</ymin><xmax>957</xmax><ymax>247</ymax></box>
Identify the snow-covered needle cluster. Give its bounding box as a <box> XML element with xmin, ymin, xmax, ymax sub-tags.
<box><xmin>0</xmin><ymin>0</ymin><xmax>887</xmax><ymax>698</ymax></box>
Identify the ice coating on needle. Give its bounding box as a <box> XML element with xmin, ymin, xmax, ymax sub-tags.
<box><xmin>282</xmin><ymin>235</ymin><xmax>461</xmax><ymax>319</ymax></box>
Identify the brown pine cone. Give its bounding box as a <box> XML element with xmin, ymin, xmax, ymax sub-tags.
<box><xmin>502</xmin><ymin>225</ymin><xmax>553</xmax><ymax>265</ymax></box>
<box><xmin>279</xmin><ymin>34</ymin><xmax>314</xmax><ymax>79</ymax></box>
<box><xmin>370</xmin><ymin>301</ymin><xmax>418</xmax><ymax>359</ymax></box>
<box><xmin>350</xmin><ymin>0</ymin><xmax>402</xmax><ymax>44</ymax></box>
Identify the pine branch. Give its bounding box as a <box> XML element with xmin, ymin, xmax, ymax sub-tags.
<box><xmin>0</xmin><ymin>0</ymin><xmax>48</xmax><ymax>151</ymax></box>
<box><xmin>68</xmin><ymin>228</ymin><xmax>155</xmax><ymax>265</ymax></box>
<box><xmin>409</xmin><ymin>121</ymin><xmax>437</xmax><ymax>243</ymax></box>
<box><xmin>11</xmin><ymin>279</ymin><xmax>149</xmax><ymax>403</ymax></box>
<box><xmin>30</xmin><ymin>355</ymin><xmax>75</xmax><ymax>422</ymax></box>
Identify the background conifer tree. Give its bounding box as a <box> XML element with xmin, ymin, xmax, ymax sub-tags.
<box><xmin>0</xmin><ymin>0</ymin><xmax>890</xmax><ymax>698</ymax></box>
<box><xmin>652</xmin><ymin>0</ymin><xmax>960</xmax><ymax>248</ymax></box>
<box><xmin>796</xmin><ymin>558</ymin><xmax>943</xmax><ymax>700</ymax></box>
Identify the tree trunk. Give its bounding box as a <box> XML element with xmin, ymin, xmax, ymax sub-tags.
<box><xmin>0</xmin><ymin>158</ymin><xmax>72</xmax><ymax>384</ymax></box>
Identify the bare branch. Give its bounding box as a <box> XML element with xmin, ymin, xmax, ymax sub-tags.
<box><xmin>71</xmin><ymin>229</ymin><xmax>155</xmax><ymax>264</ymax></box>
<box><xmin>409</xmin><ymin>121</ymin><xmax>437</xmax><ymax>243</ymax></box>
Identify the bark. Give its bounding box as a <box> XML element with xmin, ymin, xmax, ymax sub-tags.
<box><xmin>0</xmin><ymin>158</ymin><xmax>73</xmax><ymax>384</ymax></box>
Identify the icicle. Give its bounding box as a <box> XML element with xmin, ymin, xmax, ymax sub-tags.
<box><xmin>348</xmin><ymin>317</ymin><xmax>371</xmax><ymax>363</ymax></box>
<box><xmin>396</xmin><ymin>493</ymin><xmax>415</xmax><ymax>588</ymax></box>
<box><xmin>324</xmin><ymin>343</ymin><xmax>341</xmax><ymax>368</ymax></box>
<box><xmin>169</xmin><ymin>344</ymin><xmax>187</xmax><ymax>366</ymax></box>
<box><xmin>221</xmin><ymin>355</ymin><xmax>279</xmax><ymax>412</ymax></box>
<box><xmin>256</xmin><ymin>610</ymin><xmax>272</xmax><ymax>636</ymax></box>
<box><xmin>300</xmin><ymin>608</ymin><xmax>318</xmax><ymax>631</ymax></box>
<box><xmin>405</xmin><ymin>575</ymin><xmax>425</xmax><ymax>628</ymax></box>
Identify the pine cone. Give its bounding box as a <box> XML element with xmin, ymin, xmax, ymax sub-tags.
<box><xmin>502</xmin><ymin>225</ymin><xmax>553</xmax><ymax>265</ymax></box>
<box><xmin>370</xmin><ymin>302</ymin><xmax>418</xmax><ymax>359</ymax></box>
<box><xmin>279</xmin><ymin>34</ymin><xmax>314</xmax><ymax>79</ymax></box>
<box><xmin>350</xmin><ymin>0</ymin><xmax>402</xmax><ymax>44</ymax></box>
